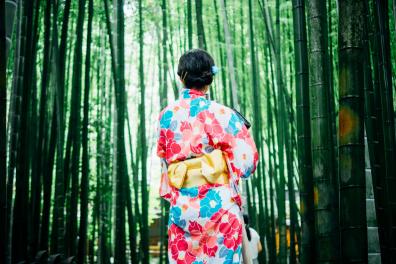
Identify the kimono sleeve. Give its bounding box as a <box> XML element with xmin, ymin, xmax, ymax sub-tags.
<box><xmin>212</xmin><ymin>108</ymin><xmax>259</xmax><ymax>180</ymax></box>
<box><xmin>156</xmin><ymin>112</ymin><xmax>172</xmax><ymax>203</ymax></box>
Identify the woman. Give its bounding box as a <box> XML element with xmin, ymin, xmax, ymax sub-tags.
<box><xmin>156</xmin><ymin>49</ymin><xmax>258</xmax><ymax>263</ymax></box>
<box><xmin>242</xmin><ymin>214</ymin><xmax>263</xmax><ymax>264</ymax></box>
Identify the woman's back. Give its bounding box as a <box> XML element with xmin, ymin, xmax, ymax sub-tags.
<box><xmin>157</xmin><ymin>88</ymin><xmax>258</xmax><ymax>205</ymax></box>
<box><xmin>155</xmin><ymin>49</ymin><xmax>258</xmax><ymax>263</ymax></box>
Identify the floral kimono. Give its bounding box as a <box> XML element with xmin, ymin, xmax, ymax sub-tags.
<box><xmin>156</xmin><ymin>88</ymin><xmax>258</xmax><ymax>264</ymax></box>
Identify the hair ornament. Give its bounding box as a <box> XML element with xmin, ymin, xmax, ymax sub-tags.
<box><xmin>211</xmin><ymin>65</ymin><xmax>219</xmax><ymax>75</ymax></box>
<box><xmin>181</xmin><ymin>71</ymin><xmax>188</xmax><ymax>82</ymax></box>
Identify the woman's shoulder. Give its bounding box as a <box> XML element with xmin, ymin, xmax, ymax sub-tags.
<box><xmin>158</xmin><ymin>99</ymin><xmax>182</xmax><ymax>119</ymax></box>
<box><xmin>208</xmin><ymin>101</ymin><xmax>249</xmax><ymax>128</ymax></box>
<box><xmin>208</xmin><ymin>100</ymin><xmax>235</xmax><ymax>116</ymax></box>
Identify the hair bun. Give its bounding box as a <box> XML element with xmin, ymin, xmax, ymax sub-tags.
<box><xmin>186</xmin><ymin>72</ymin><xmax>213</xmax><ymax>87</ymax></box>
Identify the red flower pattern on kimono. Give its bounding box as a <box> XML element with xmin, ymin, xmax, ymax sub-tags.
<box><xmin>169</xmin><ymin>224</ymin><xmax>197</xmax><ymax>264</ymax></box>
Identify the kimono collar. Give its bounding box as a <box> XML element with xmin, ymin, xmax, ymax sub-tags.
<box><xmin>180</xmin><ymin>88</ymin><xmax>208</xmax><ymax>99</ymax></box>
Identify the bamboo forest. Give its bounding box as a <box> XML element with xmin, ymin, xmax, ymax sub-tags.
<box><xmin>1</xmin><ymin>0</ymin><xmax>396</xmax><ymax>263</ymax></box>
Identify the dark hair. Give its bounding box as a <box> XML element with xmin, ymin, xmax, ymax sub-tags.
<box><xmin>243</xmin><ymin>214</ymin><xmax>252</xmax><ymax>241</ymax></box>
<box><xmin>177</xmin><ymin>49</ymin><xmax>215</xmax><ymax>89</ymax></box>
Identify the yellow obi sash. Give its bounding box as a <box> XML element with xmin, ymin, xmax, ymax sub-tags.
<box><xmin>167</xmin><ymin>149</ymin><xmax>229</xmax><ymax>189</ymax></box>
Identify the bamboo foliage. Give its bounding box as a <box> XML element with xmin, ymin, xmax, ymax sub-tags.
<box><xmin>138</xmin><ymin>0</ymin><xmax>149</xmax><ymax>263</ymax></box>
<box><xmin>2</xmin><ymin>0</ymin><xmax>396</xmax><ymax>263</ymax></box>
<box><xmin>307</xmin><ymin>0</ymin><xmax>340</xmax><ymax>262</ymax></box>
<box><xmin>218</xmin><ymin>0</ymin><xmax>238</xmax><ymax>110</ymax></box>
<box><xmin>159</xmin><ymin>1</ymin><xmax>170</xmax><ymax>263</ymax></box>
<box><xmin>0</xmin><ymin>1</ymin><xmax>7</xmax><ymax>263</ymax></box>
<box><xmin>37</xmin><ymin>0</ymin><xmax>52</xmax><ymax>252</ymax></box>
<box><xmin>114</xmin><ymin>0</ymin><xmax>127</xmax><ymax>262</ymax></box>
<box><xmin>365</xmin><ymin>1</ymin><xmax>393</xmax><ymax>262</ymax></box>
<box><xmin>195</xmin><ymin>0</ymin><xmax>207</xmax><ymax>49</ymax></box>
<box><xmin>372</xmin><ymin>1</ymin><xmax>396</xmax><ymax>261</ymax></box>
<box><xmin>5</xmin><ymin>0</ymin><xmax>18</xmax><ymax>56</ymax></box>
<box><xmin>337</xmin><ymin>0</ymin><xmax>367</xmax><ymax>262</ymax></box>
<box><xmin>247</xmin><ymin>0</ymin><xmax>266</xmax><ymax>262</ymax></box>
<box><xmin>12</xmin><ymin>0</ymin><xmax>38</xmax><ymax>260</ymax></box>
<box><xmin>5</xmin><ymin>2</ymin><xmax>22</xmax><ymax>260</ymax></box>
<box><xmin>291</xmin><ymin>0</ymin><xmax>315</xmax><ymax>263</ymax></box>
<box><xmin>64</xmin><ymin>0</ymin><xmax>86</xmax><ymax>256</ymax></box>
<box><xmin>50</xmin><ymin>0</ymin><xmax>66</xmax><ymax>255</ymax></box>
<box><xmin>77</xmin><ymin>0</ymin><xmax>93</xmax><ymax>261</ymax></box>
